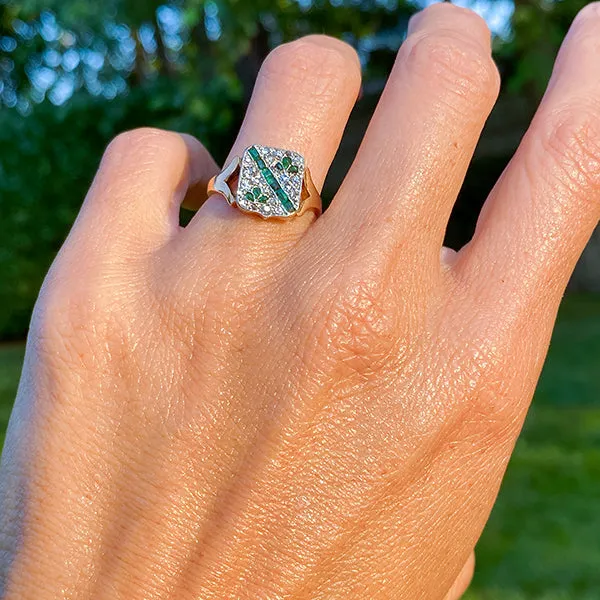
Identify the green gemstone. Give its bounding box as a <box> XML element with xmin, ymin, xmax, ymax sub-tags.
<box><xmin>276</xmin><ymin>189</ymin><xmax>294</xmax><ymax>212</ymax></box>
<box><xmin>249</xmin><ymin>147</ymin><xmax>266</xmax><ymax>168</ymax></box>
<box><xmin>245</xmin><ymin>191</ymin><xmax>254</xmax><ymax>201</ymax></box>
<box><xmin>246</xmin><ymin>146</ymin><xmax>296</xmax><ymax>213</ymax></box>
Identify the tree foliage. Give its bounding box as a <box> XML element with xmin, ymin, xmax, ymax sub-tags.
<box><xmin>0</xmin><ymin>0</ymin><xmax>590</xmax><ymax>339</ymax></box>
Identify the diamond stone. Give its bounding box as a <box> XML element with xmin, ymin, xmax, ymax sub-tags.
<box><xmin>237</xmin><ymin>145</ymin><xmax>305</xmax><ymax>218</ymax></box>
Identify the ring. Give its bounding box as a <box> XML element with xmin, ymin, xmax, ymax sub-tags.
<box><xmin>207</xmin><ymin>145</ymin><xmax>321</xmax><ymax>219</ymax></box>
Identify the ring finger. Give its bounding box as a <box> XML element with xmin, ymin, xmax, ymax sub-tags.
<box><xmin>183</xmin><ymin>35</ymin><xmax>362</xmax><ymax>257</ymax></box>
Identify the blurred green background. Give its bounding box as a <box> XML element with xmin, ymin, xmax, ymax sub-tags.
<box><xmin>1</xmin><ymin>0</ymin><xmax>599</xmax><ymax>597</ymax></box>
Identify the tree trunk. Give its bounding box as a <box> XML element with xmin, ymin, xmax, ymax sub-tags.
<box><xmin>152</xmin><ymin>13</ymin><xmax>174</xmax><ymax>77</ymax></box>
<box><xmin>129</xmin><ymin>28</ymin><xmax>146</xmax><ymax>87</ymax></box>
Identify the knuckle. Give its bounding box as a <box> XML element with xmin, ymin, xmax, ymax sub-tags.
<box><xmin>263</xmin><ymin>35</ymin><xmax>360</xmax><ymax>97</ymax></box>
<box><xmin>418</xmin><ymin>2</ymin><xmax>491</xmax><ymax>36</ymax></box>
<box><xmin>32</xmin><ymin>267</ymin><xmax>143</xmax><ymax>382</ymax></box>
<box><xmin>573</xmin><ymin>1</ymin><xmax>600</xmax><ymax>27</ymax></box>
<box><xmin>311</xmin><ymin>271</ymin><xmax>400</xmax><ymax>378</ymax></box>
<box><xmin>33</xmin><ymin>279</ymin><xmax>102</xmax><ymax>360</ymax></box>
<box><xmin>535</xmin><ymin>102</ymin><xmax>600</xmax><ymax>206</ymax></box>
<box><xmin>565</xmin><ymin>11</ymin><xmax>600</xmax><ymax>62</ymax></box>
<box><xmin>448</xmin><ymin>339</ymin><xmax>521</xmax><ymax>441</ymax></box>
<box><xmin>103</xmin><ymin>127</ymin><xmax>181</xmax><ymax>164</ymax></box>
<box><xmin>33</xmin><ymin>250</ymin><xmax>142</xmax><ymax>346</ymax></box>
<box><xmin>35</xmin><ymin>270</ymin><xmax>104</xmax><ymax>334</ymax></box>
<box><xmin>405</xmin><ymin>31</ymin><xmax>499</xmax><ymax>109</ymax></box>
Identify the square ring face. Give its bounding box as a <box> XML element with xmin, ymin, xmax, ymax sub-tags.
<box><xmin>237</xmin><ymin>145</ymin><xmax>305</xmax><ymax>218</ymax></box>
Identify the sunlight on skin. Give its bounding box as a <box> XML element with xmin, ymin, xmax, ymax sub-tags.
<box><xmin>1</xmin><ymin>2</ymin><xmax>600</xmax><ymax>599</ymax></box>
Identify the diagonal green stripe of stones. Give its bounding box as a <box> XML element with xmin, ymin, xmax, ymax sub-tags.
<box><xmin>248</xmin><ymin>146</ymin><xmax>295</xmax><ymax>213</ymax></box>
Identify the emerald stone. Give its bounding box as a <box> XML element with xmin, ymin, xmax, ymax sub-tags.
<box><xmin>276</xmin><ymin>189</ymin><xmax>294</xmax><ymax>212</ymax></box>
<box><xmin>282</xmin><ymin>156</ymin><xmax>292</xmax><ymax>169</ymax></box>
<box><xmin>253</xmin><ymin>187</ymin><xmax>261</xmax><ymax>197</ymax></box>
<box><xmin>249</xmin><ymin>147</ymin><xmax>267</xmax><ymax>171</ymax></box>
<box><xmin>288</xmin><ymin>165</ymin><xmax>298</xmax><ymax>174</ymax></box>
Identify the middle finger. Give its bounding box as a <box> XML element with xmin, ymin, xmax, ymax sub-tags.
<box><xmin>326</xmin><ymin>4</ymin><xmax>499</xmax><ymax>267</ymax></box>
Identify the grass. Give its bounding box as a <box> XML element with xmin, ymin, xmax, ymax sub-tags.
<box><xmin>1</xmin><ymin>296</ymin><xmax>599</xmax><ymax>598</ymax></box>
<box><xmin>464</xmin><ymin>295</ymin><xmax>600</xmax><ymax>599</ymax></box>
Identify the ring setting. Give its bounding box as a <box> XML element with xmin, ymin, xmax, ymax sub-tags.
<box><xmin>208</xmin><ymin>145</ymin><xmax>321</xmax><ymax>219</ymax></box>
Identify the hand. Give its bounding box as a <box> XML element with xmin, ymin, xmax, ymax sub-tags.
<box><xmin>2</xmin><ymin>3</ymin><xmax>599</xmax><ymax>599</ymax></box>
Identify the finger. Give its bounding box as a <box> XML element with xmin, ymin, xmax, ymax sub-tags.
<box><xmin>77</xmin><ymin>129</ymin><xmax>218</xmax><ymax>249</ymax></box>
<box><xmin>444</xmin><ymin>553</ymin><xmax>475</xmax><ymax>600</ymax></box>
<box><xmin>326</xmin><ymin>3</ymin><xmax>499</xmax><ymax>264</ymax></box>
<box><xmin>457</xmin><ymin>3</ymin><xmax>600</xmax><ymax>306</ymax></box>
<box><xmin>185</xmin><ymin>35</ymin><xmax>361</xmax><ymax>248</ymax></box>
<box><xmin>224</xmin><ymin>35</ymin><xmax>361</xmax><ymax>192</ymax></box>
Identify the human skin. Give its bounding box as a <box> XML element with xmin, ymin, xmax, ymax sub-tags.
<box><xmin>1</xmin><ymin>3</ymin><xmax>600</xmax><ymax>598</ymax></box>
